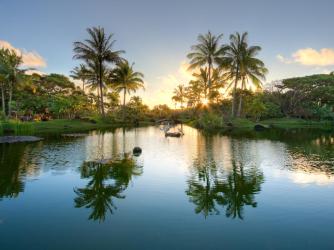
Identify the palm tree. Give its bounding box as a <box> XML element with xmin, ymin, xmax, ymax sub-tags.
<box><xmin>0</xmin><ymin>48</ymin><xmax>28</xmax><ymax>117</ymax></box>
<box><xmin>237</xmin><ymin>46</ymin><xmax>268</xmax><ymax>116</ymax></box>
<box><xmin>70</xmin><ymin>64</ymin><xmax>89</xmax><ymax>92</ymax></box>
<box><xmin>187</xmin><ymin>31</ymin><xmax>225</xmax><ymax>92</ymax></box>
<box><xmin>221</xmin><ymin>32</ymin><xmax>248</xmax><ymax>117</ymax></box>
<box><xmin>109</xmin><ymin>61</ymin><xmax>144</xmax><ymax>121</ymax></box>
<box><xmin>191</xmin><ymin>67</ymin><xmax>225</xmax><ymax>102</ymax></box>
<box><xmin>73</xmin><ymin>26</ymin><xmax>124</xmax><ymax>116</ymax></box>
<box><xmin>172</xmin><ymin>84</ymin><xmax>186</xmax><ymax>108</ymax></box>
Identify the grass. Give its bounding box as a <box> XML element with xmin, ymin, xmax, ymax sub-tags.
<box><xmin>0</xmin><ymin>117</ymin><xmax>333</xmax><ymax>136</ymax></box>
<box><xmin>32</xmin><ymin>119</ymin><xmax>119</xmax><ymax>134</ymax></box>
<box><xmin>0</xmin><ymin>120</ymin><xmax>35</xmax><ymax>135</ymax></box>
<box><xmin>191</xmin><ymin>116</ymin><xmax>334</xmax><ymax>131</ymax></box>
<box><xmin>262</xmin><ymin>118</ymin><xmax>334</xmax><ymax>129</ymax></box>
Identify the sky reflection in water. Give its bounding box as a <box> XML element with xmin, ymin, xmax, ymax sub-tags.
<box><xmin>0</xmin><ymin>126</ymin><xmax>333</xmax><ymax>249</ymax></box>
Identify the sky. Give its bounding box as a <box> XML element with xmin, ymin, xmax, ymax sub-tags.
<box><xmin>1</xmin><ymin>0</ymin><xmax>334</xmax><ymax>107</ymax></box>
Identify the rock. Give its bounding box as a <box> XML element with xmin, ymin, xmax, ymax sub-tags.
<box><xmin>0</xmin><ymin>136</ymin><xmax>43</xmax><ymax>144</ymax></box>
<box><xmin>62</xmin><ymin>133</ymin><xmax>88</xmax><ymax>137</ymax></box>
<box><xmin>254</xmin><ymin>124</ymin><xmax>269</xmax><ymax>131</ymax></box>
<box><xmin>133</xmin><ymin>147</ymin><xmax>142</xmax><ymax>156</ymax></box>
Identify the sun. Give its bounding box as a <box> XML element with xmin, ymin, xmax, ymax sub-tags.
<box><xmin>202</xmin><ymin>98</ymin><xmax>209</xmax><ymax>106</ymax></box>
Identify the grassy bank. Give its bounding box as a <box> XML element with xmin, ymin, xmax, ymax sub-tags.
<box><xmin>0</xmin><ymin>119</ymin><xmax>153</xmax><ymax>135</ymax></box>
<box><xmin>0</xmin><ymin>117</ymin><xmax>333</xmax><ymax>136</ymax></box>
<box><xmin>189</xmin><ymin>116</ymin><xmax>334</xmax><ymax>131</ymax></box>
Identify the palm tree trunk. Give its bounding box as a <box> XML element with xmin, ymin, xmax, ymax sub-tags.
<box><xmin>82</xmin><ymin>80</ymin><xmax>85</xmax><ymax>92</ymax></box>
<box><xmin>237</xmin><ymin>78</ymin><xmax>245</xmax><ymax>117</ymax></box>
<box><xmin>231</xmin><ymin>68</ymin><xmax>239</xmax><ymax>118</ymax></box>
<box><xmin>8</xmin><ymin>82</ymin><xmax>12</xmax><ymax>119</ymax></box>
<box><xmin>123</xmin><ymin>89</ymin><xmax>126</xmax><ymax>122</ymax></box>
<box><xmin>99</xmin><ymin>61</ymin><xmax>105</xmax><ymax>117</ymax></box>
<box><xmin>96</xmin><ymin>86</ymin><xmax>100</xmax><ymax>112</ymax></box>
<box><xmin>1</xmin><ymin>83</ymin><xmax>6</xmax><ymax>116</ymax></box>
<box><xmin>207</xmin><ymin>64</ymin><xmax>211</xmax><ymax>99</ymax></box>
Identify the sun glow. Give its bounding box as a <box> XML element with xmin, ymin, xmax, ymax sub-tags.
<box><xmin>202</xmin><ymin>98</ymin><xmax>209</xmax><ymax>106</ymax></box>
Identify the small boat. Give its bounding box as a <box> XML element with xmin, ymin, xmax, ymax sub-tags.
<box><xmin>165</xmin><ymin>128</ymin><xmax>184</xmax><ymax>138</ymax></box>
<box><xmin>165</xmin><ymin>132</ymin><xmax>182</xmax><ymax>137</ymax></box>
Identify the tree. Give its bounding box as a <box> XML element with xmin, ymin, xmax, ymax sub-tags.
<box><xmin>73</xmin><ymin>26</ymin><xmax>124</xmax><ymax>117</ymax></box>
<box><xmin>0</xmin><ymin>48</ymin><xmax>26</xmax><ymax>117</ymax></box>
<box><xmin>70</xmin><ymin>64</ymin><xmax>89</xmax><ymax>92</ymax></box>
<box><xmin>109</xmin><ymin>61</ymin><xmax>144</xmax><ymax>121</ymax></box>
<box><xmin>236</xmin><ymin>41</ymin><xmax>268</xmax><ymax>116</ymax></box>
<box><xmin>187</xmin><ymin>31</ymin><xmax>225</xmax><ymax>92</ymax></box>
<box><xmin>172</xmin><ymin>84</ymin><xmax>187</xmax><ymax>108</ymax></box>
<box><xmin>221</xmin><ymin>32</ymin><xmax>248</xmax><ymax>117</ymax></box>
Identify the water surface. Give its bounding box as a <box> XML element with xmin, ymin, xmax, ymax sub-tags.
<box><xmin>0</xmin><ymin>126</ymin><xmax>333</xmax><ymax>249</ymax></box>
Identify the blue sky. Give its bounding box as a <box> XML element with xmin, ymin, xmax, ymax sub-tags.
<box><xmin>1</xmin><ymin>0</ymin><xmax>334</xmax><ymax>106</ymax></box>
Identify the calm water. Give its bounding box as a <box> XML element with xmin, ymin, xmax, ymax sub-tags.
<box><xmin>0</xmin><ymin>126</ymin><xmax>334</xmax><ymax>250</ymax></box>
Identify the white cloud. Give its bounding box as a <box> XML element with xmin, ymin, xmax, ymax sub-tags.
<box><xmin>277</xmin><ymin>48</ymin><xmax>334</xmax><ymax>67</ymax></box>
<box><xmin>0</xmin><ymin>40</ymin><xmax>47</xmax><ymax>68</ymax></box>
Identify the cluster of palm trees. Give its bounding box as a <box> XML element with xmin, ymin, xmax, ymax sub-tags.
<box><xmin>72</xmin><ymin>26</ymin><xmax>144</xmax><ymax>118</ymax></box>
<box><xmin>172</xmin><ymin>31</ymin><xmax>268</xmax><ymax>118</ymax></box>
<box><xmin>0</xmin><ymin>48</ymin><xmax>29</xmax><ymax>117</ymax></box>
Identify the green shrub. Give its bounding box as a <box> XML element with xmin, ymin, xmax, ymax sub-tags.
<box><xmin>195</xmin><ymin>112</ymin><xmax>224</xmax><ymax>130</ymax></box>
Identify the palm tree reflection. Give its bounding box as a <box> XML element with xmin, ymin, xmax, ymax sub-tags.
<box><xmin>0</xmin><ymin>144</ymin><xmax>27</xmax><ymax>199</ymax></box>
<box><xmin>74</xmin><ymin>154</ymin><xmax>143</xmax><ymax>222</ymax></box>
<box><xmin>214</xmin><ymin>161</ymin><xmax>263</xmax><ymax>219</ymax></box>
<box><xmin>186</xmin><ymin>137</ymin><xmax>264</xmax><ymax>219</ymax></box>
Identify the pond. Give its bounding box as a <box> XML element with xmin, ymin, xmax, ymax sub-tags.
<box><xmin>0</xmin><ymin>126</ymin><xmax>333</xmax><ymax>250</ymax></box>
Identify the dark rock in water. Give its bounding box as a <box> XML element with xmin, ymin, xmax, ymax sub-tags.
<box><xmin>254</xmin><ymin>124</ymin><xmax>269</xmax><ymax>131</ymax></box>
<box><xmin>227</xmin><ymin>122</ymin><xmax>233</xmax><ymax>127</ymax></box>
<box><xmin>62</xmin><ymin>133</ymin><xmax>88</xmax><ymax>137</ymax></box>
<box><xmin>0</xmin><ymin>136</ymin><xmax>43</xmax><ymax>144</ymax></box>
<box><xmin>133</xmin><ymin>147</ymin><xmax>142</xmax><ymax>156</ymax></box>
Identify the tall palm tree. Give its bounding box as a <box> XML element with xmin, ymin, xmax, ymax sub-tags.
<box><xmin>109</xmin><ymin>61</ymin><xmax>144</xmax><ymax>121</ymax></box>
<box><xmin>221</xmin><ymin>32</ymin><xmax>248</xmax><ymax>117</ymax></box>
<box><xmin>70</xmin><ymin>64</ymin><xmax>89</xmax><ymax>92</ymax></box>
<box><xmin>187</xmin><ymin>31</ymin><xmax>225</xmax><ymax>92</ymax></box>
<box><xmin>237</xmin><ymin>47</ymin><xmax>268</xmax><ymax>116</ymax></box>
<box><xmin>73</xmin><ymin>26</ymin><xmax>124</xmax><ymax>116</ymax></box>
<box><xmin>172</xmin><ymin>84</ymin><xmax>186</xmax><ymax>108</ymax></box>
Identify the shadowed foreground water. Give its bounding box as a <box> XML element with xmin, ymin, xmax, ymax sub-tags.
<box><xmin>0</xmin><ymin>126</ymin><xmax>333</xmax><ymax>250</ymax></box>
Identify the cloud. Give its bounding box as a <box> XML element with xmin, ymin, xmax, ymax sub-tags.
<box><xmin>277</xmin><ymin>48</ymin><xmax>334</xmax><ymax>66</ymax></box>
<box><xmin>25</xmin><ymin>69</ymin><xmax>46</xmax><ymax>76</ymax></box>
<box><xmin>276</xmin><ymin>54</ymin><xmax>293</xmax><ymax>64</ymax></box>
<box><xmin>0</xmin><ymin>40</ymin><xmax>47</xmax><ymax>68</ymax></box>
<box><xmin>141</xmin><ymin>61</ymin><xmax>196</xmax><ymax>108</ymax></box>
<box><xmin>293</xmin><ymin>48</ymin><xmax>334</xmax><ymax>66</ymax></box>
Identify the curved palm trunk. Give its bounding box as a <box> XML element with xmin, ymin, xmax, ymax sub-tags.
<box><xmin>123</xmin><ymin>88</ymin><xmax>126</xmax><ymax>122</ymax></box>
<box><xmin>231</xmin><ymin>67</ymin><xmax>239</xmax><ymax>118</ymax></box>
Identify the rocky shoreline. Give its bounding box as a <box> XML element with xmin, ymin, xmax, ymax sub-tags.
<box><xmin>0</xmin><ymin>136</ymin><xmax>43</xmax><ymax>144</ymax></box>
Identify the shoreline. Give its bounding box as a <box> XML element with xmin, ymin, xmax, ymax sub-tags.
<box><xmin>0</xmin><ymin>118</ymin><xmax>333</xmax><ymax>137</ymax></box>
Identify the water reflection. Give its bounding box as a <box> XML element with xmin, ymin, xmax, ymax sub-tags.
<box><xmin>0</xmin><ymin>144</ymin><xmax>26</xmax><ymax>199</ymax></box>
<box><xmin>186</xmin><ymin>136</ymin><xmax>264</xmax><ymax>219</ymax></box>
<box><xmin>74</xmin><ymin>154</ymin><xmax>143</xmax><ymax>222</ymax></box>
